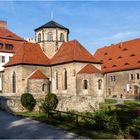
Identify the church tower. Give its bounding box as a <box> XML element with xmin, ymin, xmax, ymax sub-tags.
<box><xmin>34</xmin><ymin>20</ymin><xmax>69</xmax><ymax>58</ymax></box>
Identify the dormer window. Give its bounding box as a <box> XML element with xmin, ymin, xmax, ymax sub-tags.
<box><xmin>5</xmin><ymin>44</ymin><xmax>13</xmax><ymax>50</ymax></box>
<box><xmin>104</xmin><ymin>52</ymin><xmax>108</xmax><ymax>55</ymax></box>
<box><xmin>7</xmin><ymin>35</ymin><xmax>13</xmax><ymax>38</ymax></box>
<box><xmin>112</xmin><ymin>64</ymin><xmax>117</xmax><ymax>67</ymax></box>
<box><xmin>124</xmin><ymin>63</ymin><xmax>129</xmax><ymax>65</ymax></box>
<box><xmin>118</xmin><ymin>56</ymin><xmax>122</xmax><ymax>59</ymax></box>
<box><xmin>103</xmin><ymin>66</ymin><xmax>107</xmax><ymax>69</ymax></box>
<box><xmin>48</xmin><ymin>32</ymin><xmax>53</xmax><ymax>42</ymax></box>
<box><xmin>108</xmin><ymin>58</ymin><xmax>112</xmax><ymax>60</ymax></box>
<box><xmin>0</xmin><ymin>43</ymin><xmax>3</xmax><ymax>49</ymax></box>
<box><xmin>130</xmin><ymin>54</ymin><xmax>135</xmax><ymax>57</ymax></box>
<box><xmin>122</xmin><ymin>48</ymin><xmax>128</xmax><ymax>51</ymax></box>
<box><xmin>38</xmin><ymin>33</ymin><xmax>41</xmax><ymax>43</ymax></box>
<box><xmin>60</xmin><ymin>33</ymin><xmax>64</xmax><ymax>42</ymax></box>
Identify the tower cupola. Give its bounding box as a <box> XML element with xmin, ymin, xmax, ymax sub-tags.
<box><xmin>34</xmin><ymin>20</ymin><xmax>69</xmax><ymax>58</ymax></box>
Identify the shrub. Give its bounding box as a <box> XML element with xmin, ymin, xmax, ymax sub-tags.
<box><xmin>125</xmin><ymin>117</ymin><xmax>140</xmax><ymax>138</ymax></box>
<box><xmin>41</xmin><ymin>93</ymin><xmax>58</xmax><ymax>113</ymax></box>
<box><xmin>93</xmin><ymin>109</ymin><xmax>122</xmax><ymax>134</ymax></box>
<box><xmin>21</xmin><ymin>93</ymin><xmax>36</xmax><ymax>111</ymax></box>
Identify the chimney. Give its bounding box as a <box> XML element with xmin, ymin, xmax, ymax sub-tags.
<box><xmin>0</xmin><ymin>20</ymin><xmax>7</xmax><ymax>29</ymax></box>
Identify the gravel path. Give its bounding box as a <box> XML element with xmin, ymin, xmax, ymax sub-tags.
<box><xmin>0</xmin><ymin>110</ymin><xmax>86</xmax><ymax>139</ymax></box>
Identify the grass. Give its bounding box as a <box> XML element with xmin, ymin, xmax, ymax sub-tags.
<box><xmin>17</xmin><ymin>111</ymin><xmax>121</xmax><ymax>139</ymax></box>
<box><xmin>104</xmin><ymin>99</ymin><xmax>117</xmax><ymax>104</ymax></box>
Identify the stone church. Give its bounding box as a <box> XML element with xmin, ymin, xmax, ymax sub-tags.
<box><xmin>0</xmin><ymin>20</ymin><xmax>105</xmax><ymax>112</ymax></box>
<box><xmin>0</xmin><ymin>19</ymin><xmax>140</xmax><ymax>112</ymax></box>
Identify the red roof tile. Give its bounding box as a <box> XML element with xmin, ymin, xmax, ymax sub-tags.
<box><xmin>94</xmin><ymin>38</ymin><xmax>140</xmax><ymax>73</ymax></box>
<box><xmin>4</xmin><ymin>42</ymin><xmax>50</xmax><ymax>67</ymax></box>
<box><xmin>29</xmin><ymin>70</ymin><xmax>48</xmax><ymax>79</ymax></box>
<box><xmin>51</xmin><ymin>40</ymin><xmax>101</xmax><ymax>65</ymax></box>
<box><xmin>0</xmin><ymin>38</ymin><xmax>25</xmax><ymax>53</ymax></box>
<box><xmin>78</xmin><ymin>64</ymin><xmax>101</xmax><ymax>74</ymax></box>
<box><xmin>0</xmin><ymin>28</ymin><xmax>24</xmax><ymax>41</ymax></box>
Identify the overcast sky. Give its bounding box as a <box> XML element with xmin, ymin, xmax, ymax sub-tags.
<box><xmin>1</xmin><ymin>1</ymin><xmax>140</xmax><ymax>53</ymax></box>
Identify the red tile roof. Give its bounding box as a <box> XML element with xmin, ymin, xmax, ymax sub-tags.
<box><xmin>29</xmin><ymin>70</ymin><xmax>48</xmax><ymax>79</ymax></box>
<box><xmin>51</xmin><ymin>40</ymin><xmax>101</xmax><ymax>65</ymax></box>
<box><xmin>0</xmin><ymin>38</ymin><xmax>25</xmax><ymax>53</ymax></box>
<box><xmin>78</xmin><ymin>64</ymin><xmax>101</xmax><ymax>74</ymax></box>
<box><xmin>0</xmin><ymin>28</ymin><xmax>24</xmax><ymax>41</ymax></box>
<box><xmin>4</xmin><ymin>42</ymin><xmax>50</xmax><ymax>67</ymax></box>
<box><xmin>94</xmin><ymin>38</ymin><xmax>140</xmax><ymax>73</ymax></box>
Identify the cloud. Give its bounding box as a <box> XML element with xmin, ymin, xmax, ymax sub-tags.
<box><xmin>93</xmin><ymin>31</ymin><xmax>140</xmax><ymax>47</ymax></box>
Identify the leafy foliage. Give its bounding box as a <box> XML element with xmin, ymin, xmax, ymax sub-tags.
<box><xmin>41</xmin><ymin>93</ymin><xmax>58</xmax><ymax>112</ymax></box>
<box><xmin>93</xmin><ymin>109</ymin><xmax>122</xmax><ymax>134</ymax></box>
<box><xmin>125</xmin><ymin>117</ymin><xmax>140</xmax><ymax>138</ymax></box>
<box><xmin>21</xmin><ymin>93</ymin><xmax>36</xmax><ymax>111</ymax></box>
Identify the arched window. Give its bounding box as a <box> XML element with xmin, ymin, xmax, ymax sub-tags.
<box><xmin>48</xmin><ymin>32</ymin><xmax>53</xmax><ymax>42</ymax></box>
<box><xmin>64</xmin><ymin>69</ymin><xmax>67</xmax><ymax>90</ymax></box>
<box><xmin>38</xmin><ymin>33</ymin><xmax>41</xmax><ymax>42</ymax></box>
<box><xmin>56</xmin><ymin>71</ymin><xmax>58</xmax><ymax>90</ymax></box>
<box><xmin>12</xmin><ymin>72</ymin><xmax>16</xmax><ymax>93</ymax></box>
<box><xmin>98</xmin><ymin>79</ymin><xmax>102</xmax><ymax>90</ymax></box>
<box><xmin>42</xmin><ymin>84</ymin><xmax>48</xmax><ymax>92</ymax></box>
<box><xmin>42</xmin><ymin>84</ymin><xmax>45</xmax><ymax>91</ymax></box>
<box><xmin>60</xmin><ymin>33</ymin><xmax>64</xmax><ymax>42</ymax></box>
<box><xmin>83</xmin><ymin>80</ymin><xmax>88</xmax><ymax>89</ymax></box>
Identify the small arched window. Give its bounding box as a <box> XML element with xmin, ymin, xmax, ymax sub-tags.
<box><xmin>98</xmin><ymin>79</ymin><xmax>102</xmax><ymax>90</ymax></box>
<box><xmin>42</xmin><ymin>84</ymin><xmax>47</xmax><ymax>92</ymax></box>
<box><xmin>83</xmin><ymin>80</ymin><xmax>88</xmax><ymax>89</ymax></box>
<box><xmin>12</xmin><ymin>72</ymin><xmax>16</xmax><ymax>93</ymax></box>
<box><xmin>60</xmin><ymin>33</ymin><xmax>64</xmax><ymax>42</ymax></box>
<box><xmin>42</xmin><ymin>84</ymin><xmax>45</xmax><ymax>91</ymax></box>
<box><xmin>64</xmin><ymin>69</ymin><xmax>67</xmax><ymax>90</ymax></box>
<box><xmin>48</xmin><ymin>32</ymin><xmax>53</xmax><ymax>42</ymax></box>
<box><xmin>38</xmin><ymin>33</ymin><xmax>41</xmax><ymax>42</ymax></box>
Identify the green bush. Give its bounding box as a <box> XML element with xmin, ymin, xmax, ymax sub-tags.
<box><xmin>21</xmin><ymin>93</ymin><xmax>36</xmax><ymax>111</ymax></box>
<box><xmin>81</xmin><ymin>112</ymin><xmax>95</xmax><ymax>128</ymax></box>
<box><xmin>41</xmin><ymin>93</ymin><xmax>58</xmax><ymax>112</ymax></box>
<box><xmin>93</xmin><ymin>110</ymin><xmax>122</xmax><ymax>134</ymax></box>
<box><xmin>125</xmin><ymin>117</ymin><xmax>140</xmax><ymax>138</ymax></box>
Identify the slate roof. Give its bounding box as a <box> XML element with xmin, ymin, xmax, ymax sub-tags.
<box><xmin>34</xmin><ymin>20</ymin><xmax>69</xmax><ymax>33</ymax></box>
<box><xmin>78</xmin><ymin>64</ymin><xmax>101</xmax><ymax>74</ymax></box>
<box><xmin>29</xmin><ymin>70</ymin><xmax>48</xmax><ymax>79</ymax></box>
<box><xmin>94</xmin><ymin>38</ymin><xmax>140</xmax><ymax>73</ymax></box>
<box><xmin>51</xmin><ymin>40</ymin><xmax>101</xmax><ymax>65</ymax></box>
<box><xmin>4</xmin><ymin>42</ymin><xmax>50</xmax><ymax>67</ymax></box>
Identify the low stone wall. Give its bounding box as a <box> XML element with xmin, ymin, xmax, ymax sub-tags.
<box><xmin>0</xmin><ymin>94</ymin><xmax>104</xmax><ymax>113</ymax></box>
<box><xmin>57</xmin><ymin>95</ymin><xmax>104</xmax><ymax>112</ymax></box>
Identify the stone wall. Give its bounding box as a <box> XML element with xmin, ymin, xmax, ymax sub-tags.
<box><xmin>57</xmin><ymin>95</ymin><xmax>104</xmax><ymax>112</ymax></box>
<box><xmin>3</xmin><ymin>65</ymin><xmax>50</xmax><ymax>95</ymax></box>
<box><xmin>28</xmin><ymin>79</ymin><xmax>49</xmax><ymax>94</ymax></box>
<box><xmin>36</xmin><ymin>28</ymin><xmax>68</xmax><ymax>58</ymax></box>
<box><xmin>51</xmin><ymin>62</ymin><xmax>101</xmax><ymax>96</ymax></box>
<box><xmin>76</xmin><ymin>73</ymin><xmax>104</xmax><ymax>97</ymax></box>
<box><xmin>104</xmin><ymin>69</ymin><xmax>140</xmax><ymax>98</ymax></box>
<box><xmin>0</xmin><ymin>94</ymin><xmax>104</xmax><ymax>113</ymax></box>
